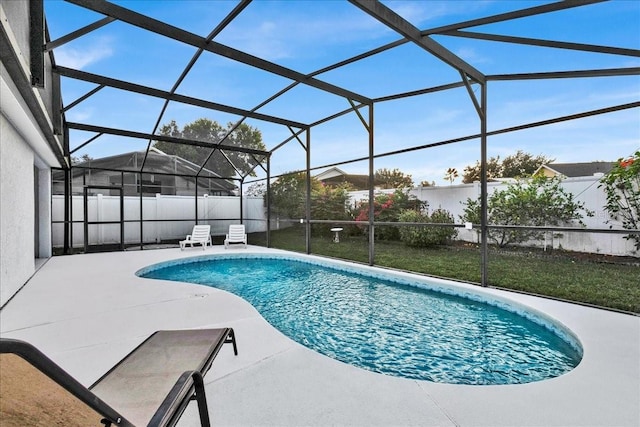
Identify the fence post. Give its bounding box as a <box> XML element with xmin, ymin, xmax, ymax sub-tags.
<box><xmin>155</xmin><ymin>193</ymin><xmax>162</xmax><ymax>243</ymax></box>
<box><xmin>203</xmin><ymin>194</ymin><xmax>209</xmax><ymax>225</ymax></box>
<box><xmin>97</xmin><ymin>193</ymin><xmax>103</xmax><ymax>244</ymax></box>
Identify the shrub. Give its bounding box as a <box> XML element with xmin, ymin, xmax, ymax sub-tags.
<box><xmin>310</xmin><ymin>183</ymin><xmax>351</xmax><ymax>236</ymax></box>
<box><xmin>353</xmin><ymin>190</ymin><xmax>425</xmax><ymax>241</ymax></box>
<box><xmin>599</xmin><ymin>151</ymin><xmax>640</xmax><ymax>250</ymax></box>
<box><xmin>459</xmin><ymin>197</ymin><xmax>481</xmax><ymax>243</ymax></box>
<box><xmin>398</xmin><ymin>208</ymin><xmax>457</xmax><ymax>247</ymax></box>
<box><xmin>270</xmin><ymin>174</ymin><xmax>350</xmax><ymax>235</ymax></box>
<box><xmin>270</xmin><ymin>172</ymin><xmax>319</xmax><ymax>219</ymax></box>
<box><xmin>431</xmin><ymin>208</ymin><xmax>459</xmax><ymax>243</ymax></box>
<box><xmin>461</xmin><ymin>176</ymin><xmax>593</xmax><ymax>248</ymax></box>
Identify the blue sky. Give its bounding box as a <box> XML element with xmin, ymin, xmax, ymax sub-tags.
<box><xmin>44</xmin><ymin>0</ymin><xmax>640</xmax><ymax>185</ymax></box>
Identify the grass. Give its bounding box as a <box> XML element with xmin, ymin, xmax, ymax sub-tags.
<box><xmin>250</xmin><ymin>227</ymin><xmax>640</xmax><ymax>314</ymax></box>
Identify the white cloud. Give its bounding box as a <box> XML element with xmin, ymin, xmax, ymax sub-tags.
<box><xmin>218</xmin><ymin>3</ymin><xmax>420</xmax><ymax>61</ymax></box>
<box><xmin>455</xmin><ymin>47</ymin><xmax>490</xmax><ymax>64</ymax></box>
<box><xmin>55</xmin><ymin>37</ymin><xmax>113</xmax><ymax>69</ymax></box>
<box><xmin>214</xmin><ymin>0</ymin><xmax>497</xmax><ymax>63</ymax></box>
<box><xmin>66</xmin><ymin>108</ymin><xmax>93</xmax><ymax>122</ymax></box>
<box><xmin>385</xmin><ymin>2</ymin><xmax>432</xmax><ymax>24</ymax></box>
<box><xmin>384</xmin><ymin>0</ymin><xmax>497</xmax><ymax>27</ymax></box>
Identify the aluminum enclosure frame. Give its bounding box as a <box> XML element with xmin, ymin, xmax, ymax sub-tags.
<box><xmin>40</xmin><ymin>0</ymin><xmax>640</xmax><ymax>284</ymax></box>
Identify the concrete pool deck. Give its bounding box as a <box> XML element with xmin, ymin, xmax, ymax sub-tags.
<box><xmin>0</xmin><ymin>246</ymin><xmax>638</xmax><ymax>426</ymax></box>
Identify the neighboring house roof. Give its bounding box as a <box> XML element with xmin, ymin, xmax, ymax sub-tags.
<box><xmin>58</xmin><ymin>148</ymin><xmax>236</xmax><ymax>192</ymax></box>
<box><xmin>315</xmin><ymin>167</ymin><xmax>369</xmax><ymax>190</ymax></box>
<box><xmin>534</xmin><ymin>161</ymin><xmax>616</xmax><ymax>178</ymax></box>
<box><xmin>314</xmin><ymin>167</ymin><xmax>348</xmax><ymax>181</ymax></box>
<box><xmin>75</xmin><ymin>147</ymin><xmax>218</xmax><ymax>174</ymax></box>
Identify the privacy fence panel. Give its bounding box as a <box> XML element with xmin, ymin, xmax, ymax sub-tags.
<box><xmin>52</xmin><ymin>195</ymin><xmax>267</xmax><ymax>248</ymax></box>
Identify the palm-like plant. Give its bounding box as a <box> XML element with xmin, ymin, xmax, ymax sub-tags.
<box><xmin>444</xmin><ymin>167</ymin><xmax>459</xmax><ymax>184</ymax></box>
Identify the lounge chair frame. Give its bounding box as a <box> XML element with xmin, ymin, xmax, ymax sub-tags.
<box><xmin>0</xmin><ymin>328</ymin><xmax>238</xmax><ymax>427</ymax></box>
<box><xmin>180</xmin><ymin>225</ymin><xmax>212</xmax><ymax>250</ymax></box>
<box><xmin>0</xmin><ymin>338</ymin><xmax>132</xmax><ymax>426</ymax></box>
<box><xmin>224</xmin><ymin>224</ymin><xmax>247</xmax><ymax>249</ymax></box>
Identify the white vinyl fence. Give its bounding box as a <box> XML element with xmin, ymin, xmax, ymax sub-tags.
<box><xmin>52</xmin><ymin>177</ymin><xmax>636</xmax><ymax>256</ymax></box>
<box><xmin>52</xmin><ymin>194</ymin><xmax>266</xmax><ymax>248</ymax></box>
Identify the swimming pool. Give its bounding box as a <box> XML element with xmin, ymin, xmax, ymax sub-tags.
<box><xmin>138</xmin><ymin>253</ymin><xmax>583</xmax><ymax>385</ymax></box>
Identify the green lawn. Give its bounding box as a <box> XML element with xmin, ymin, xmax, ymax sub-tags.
<box><xmin>250</xmin><ymin>227</ymin><xmax>640</xmax><ymax>314</ymax></box>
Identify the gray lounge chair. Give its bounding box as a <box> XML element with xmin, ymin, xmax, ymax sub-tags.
<box><xmin>0</xmin><ymin>328</ymin><xmax>238</xmax><ymax>426</ymax></box>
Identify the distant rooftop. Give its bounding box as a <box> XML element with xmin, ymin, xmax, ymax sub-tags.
<box><xmin>535</xmin><ymin>162</ymin><xmax>616</xmax><ymax>178</ymax></box>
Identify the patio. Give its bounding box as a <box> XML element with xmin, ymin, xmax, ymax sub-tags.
<box><xmin>1</xmin><ymin>246</ymin><xmax>638</xmax><ymax>426</ymax></box>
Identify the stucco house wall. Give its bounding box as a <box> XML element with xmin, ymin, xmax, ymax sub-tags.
<box><xmin>0</xmin><ymin>115</ymin><xmax>36</xmax><ymax>305</ymax></box>
<box><xmin>1</xmin><ymin>2</ymin><xmax>62</xmax><ymax>307</ymax></box>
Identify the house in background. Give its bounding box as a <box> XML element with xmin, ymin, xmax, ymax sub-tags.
<box><xmin>52</xmin><ymin>148</ymin><xmax>237</xmax><ymax>196</ymax></box>
<box><xmin>314</xmin><ymin>167</ymin><xmax>369</xmax><ymax>190</ymax></box>
<box><xmin>534</xmin><ymin>161</ymin><xmax>615</xmax><ymax>178</ymax></box>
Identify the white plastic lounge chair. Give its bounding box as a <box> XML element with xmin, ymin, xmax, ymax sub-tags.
<box><xmin>224</xmin><ymin>224</ymin><xmax>247</xmax><ymax>249</ymax></box>
<box><xmin>180</xmin><ymin>225</ymin><xmax>211</xmax><ymax>250</ymax></box>
<box><xmin>0</xmin><ymin>328</ymin><xmax>238</xmax><ymax>427</ymax></box>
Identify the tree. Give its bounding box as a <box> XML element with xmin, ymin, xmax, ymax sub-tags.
<box><xmin>503</xmin><ymin>150</ymin><xmax>554</xmax><ymax>178</ymax></box>
<box><xmin>154</xmin><ymin>119</ymin><xmax>266</xmax><ymax>178</ymax></box>
<box><xmin>244</xmin><ymin>182</ymin><xmax>266</xmax><ymax>197</ymax></box>
<box><xmin>444</xmin><ymin>167</ymin><xmax>459</xmax><ymax>184</ymax></box>
<box><xmin>311</xmin><ymin>183</ymin><xmax>352</xmax><ymax>235</ymax></box>
<box><xmin>374</xmin><ymin>168</ymin><xmax>414</xmax><ymax>189</ymax></box>
<box><xmin>600</xmin><ymin>151</ymin><xmax>640</xmax><ymax>250</ymax></box>
<box><xmin>462</xmin><ymin>151</ymin><xmax>553</xmax><ymax>183</ymax></box>
<box><xmin>460</xmin><ymin>176</ymin><xmax>593</xmax><ymax>248</ymax></box>
<box><xmin>269</xmin><ymin>172</ymin><xmax>318</xmax><ymax>219</ymax></box>
<box><xmin>270</xmin><ymin>173</ymin><xmax>351</xmax><ymax>236</ymax></box>
<box><xmin>462</xmin><ymin>156</ymin><xmax>502</xmax><ymax>183</ymax></box>
<box><xmin>71</xmin><ymin>154</ymin><xmax>93</xmax><ymax>164</ymax></box>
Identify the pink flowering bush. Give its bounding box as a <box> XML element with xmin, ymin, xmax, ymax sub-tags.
<box><xmin>352</xmin><ymin>190</ymin><xmax>424</xmax><ymax>240</ymax></box>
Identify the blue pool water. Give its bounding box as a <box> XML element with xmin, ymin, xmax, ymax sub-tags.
<box><xmin>138</xmin><ymin>254</ymin><xmax>582</xmax><ymax>385</ymax></box>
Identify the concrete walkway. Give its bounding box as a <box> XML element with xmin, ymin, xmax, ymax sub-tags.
<box><xmin>1</xmin><ymin>246</ymin><xmax>638</xmax><ymax>426</ymax></box>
